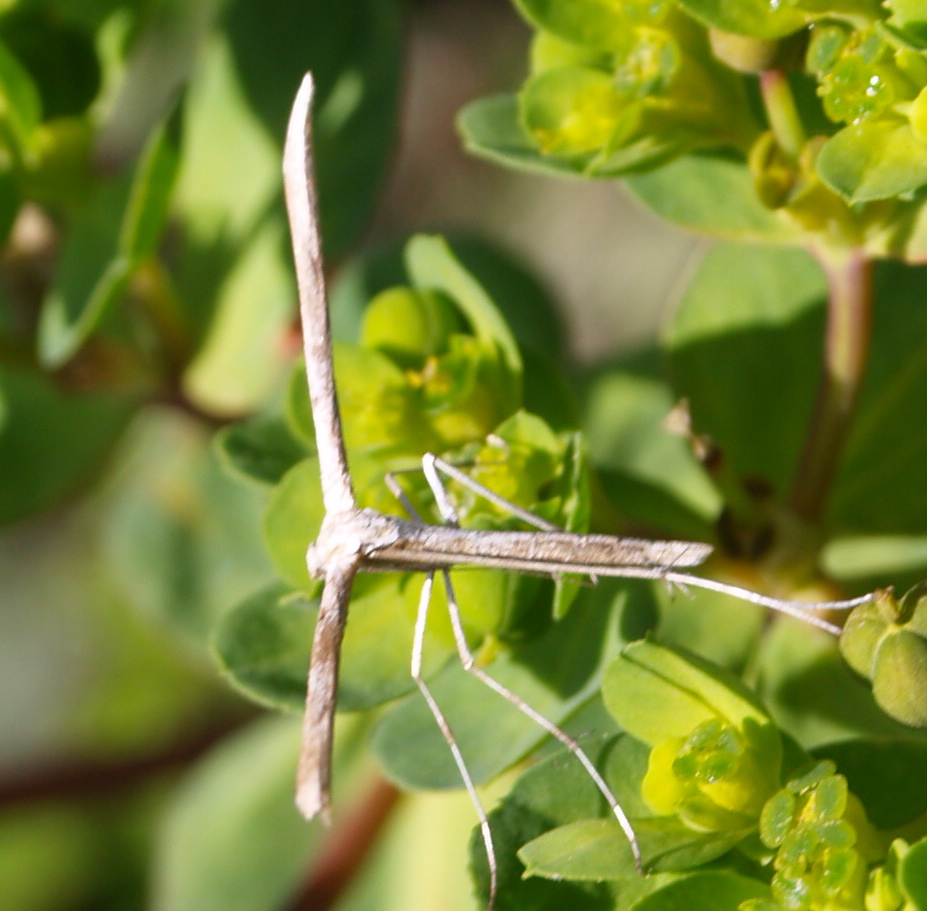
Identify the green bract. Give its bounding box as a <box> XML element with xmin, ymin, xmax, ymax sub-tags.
<box><xmin>607</xmin><ymin>642</ymin><xmax>781</xmax><ymax>833</ymax></box>
<box><xmin>516</xmin><ymin>10</ymin><xmax>756</xmax><ymax>175</ymax></box>
<box><xmin>744</xmin><ymin>762</ymin><xmax>881</xmax><ymax>911</ymax></box>
<box><xmin>840</xmin><ymin>585</ymin><xmax>927</xmax><ymax>727</ymax></box>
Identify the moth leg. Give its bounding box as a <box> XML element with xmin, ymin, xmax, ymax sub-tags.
<box><xmin>422</xmin><ymin>452</ymin><xmax>559</xmax><ymax>532</ymax></box>
<box><xmin>411</xmin><ymin>571</ymin><xmax>499</xmax><ymax>908</ymax></box>
<box><xmin>384</xmin><ymin>470</ymin><xmax>425</xmax><ymax>522</ymax></box>
<box><xmin>438</xmin><ymin>567</ymin><xmax>645</xmax><ymax>874</ymax></box>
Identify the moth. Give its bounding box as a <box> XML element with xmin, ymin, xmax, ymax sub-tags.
<box><xmin>281</xmin><ymin>72</ymin><xmax>870</xmax><ymax>904</ymax></box>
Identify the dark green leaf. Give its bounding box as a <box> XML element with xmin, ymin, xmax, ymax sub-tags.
<box><xmin>814</xmin><ymin>739</ymin><xmax>927</xmax><ymax>828</ymax></box>
<box><xmin>581</xmin><ymin>369</ymin><xmax>719</xmax><ymax>535</ymax></box>
<box><xmin>631</xmin><ymin>870</ymin><xmax>770</xmax><ymax>911</ymax></box>
<box><xmin>0</xmin><ymin>362</ymin><xmax>132</xmax><ymax>523</ymax></box>
<box><xmin>37</xmin><ymin>110</ymin><xmax>179</xmax><ymax>367</ymax></box>
<box><xmin>0</xmin><ymin>9</ymin><xmax>100</xmax><ymax>118</ymax></box>
<box><xmin>120</xmin><ymin>110</ymin><xmax>181</xmax><ymax>262</ymax></box>
<box><xmin>224</xmin><ymin>0</ymin><xmax>402</xmax><ymax>258</ymax></box>
<box><xmin>666</xmin><ymin>243</ymin><xmax>827</xmax><ymax>498</ymax></box>
<box><xmin>0</xmin><ymin>165</ymin><xmax>17</xmax><ymax>248</ymax></box>
<box><xmin>469</xmin><ymin>734</ymin><xmax>650</xmax><ymax>911</ymax></box>
<box><xmin>213</xmin><ymin>584</ymin><xmax>316</xmax><ymax>713</ymax></box>
<box><xmin>215</xmin><ymin>414</ymin><xmax>307</xmax><ymax>485</ymax></box>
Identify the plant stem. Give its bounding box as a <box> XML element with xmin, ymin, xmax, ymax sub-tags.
<box><xmin>289</xmin><ymin>776</ymin><xmax>402</xmax><ymax>911</ymax></box>
<box><xmin>760</xmin><ymin>70</ymin><xmax>805</xmax><ymax>160</ymax></box>
<box><xmin>788</xmin><ymin>248</ymin><xmax>873</xmax><ymax>524</ymax></box>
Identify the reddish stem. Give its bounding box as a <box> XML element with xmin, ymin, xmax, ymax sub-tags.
<box><xmin>788</xmin><ymin>249</ymin><xmax>874</xmax><ymax>524</ymax></box>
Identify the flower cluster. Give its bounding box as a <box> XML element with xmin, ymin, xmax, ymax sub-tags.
<box><xmin>507</xmin><ymin>0</ymin><xmax>927</xmax><ymax>203</ymax></box>
<box><xmin>643</xmin><ymin>717</ymin><xmax>780</xmax><ymax>832</ymax></box>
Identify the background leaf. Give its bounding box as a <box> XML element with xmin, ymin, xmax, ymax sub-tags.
<box><xmin>0</xmin><ymin>362</ymin><xmax>133</xmax><ymax>523</ymax></box>
<box><xmin>151</xmin><ymin>716</ymin><xmax>317</xmax><ymax>911</ymax></box>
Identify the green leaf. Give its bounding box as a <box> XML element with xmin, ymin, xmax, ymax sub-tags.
<box><xmin>512</xmin><ymin>0</ymin><xmax>635</xmax><ymax>50</ymax></box>
<box><xmin>181</xmin><ymin>217</ymin><xmax>295</xmax><ymax>414</ymax></box>
<box><xmin>657</xmin><ymin>583</ymin><xmax>766</xmax><ymax>674</ymax></box>
<box><xmin>262</xmin><ymin>457</ymin><xmax>324</xmax><ymax>591</ymax></box>
<box><xmin>871</xmin><ymin>631</ymin><xmax>927</xmax><ymax>727</ymax></box>
<box><xmin>519</xmin><ymin>817</ymin><xmax>746</xmax><ymax>881</ymax></box>
<box><xmin>666</xmin><ymin>243</ymin><xmax>827</xmax><ymax>497</ymax></box>
<box><xmin>625</xmin><ymin>154</ymin><xmax>799</xmax><ymax>243</ymax></box>
<box><xmin>329</xmin><ymin>234</ymin><xmax>572</xmax><ymax>421</ymax></box>
<box><xmin>519</xmin><ymin>65</ymin><xmax>623</xmax><ymax>158</ymax></box>
<box><xmin>581</xmin><ymin>369</ymin><xmax>720</xmax><ymax>535</ymax></box>
<box><xmin>756</xmin><ymin>616</ymin><xmax>923</xmax><ymax>748</ymax></box>
<box><xmin>468</xmin><ymin>732</ymin><xmax>660</xmax><ymax>909</ymax></box>
<box><xmin>678</xmin><ymin>0</ymin><xmax>809</xmax><ymax>39</ymax></box>
<box><xmin>215</xmin><ymin>414</ymin><xmax>308</xmax><ymax>486</ymax></box>
<box><xmin>171</xmin><ymin>38</ymin><xmax>295</xmax><ymax>413</ymax></box>
<box><xmin>120</xmin><ymin>110</ymin><xmax>181</xmax><ymax>262</ymax></box>
<box><xmin>37</xmin><ymin>109</ymin><xmax>180</xmax><ymax>367</ymax></box>
<box><xmin>814</xmin><ymin>739</ymin><xmax>927</xmax><ymax>828</ymax></box>
<box><xmin>899</xmin><ymin>836</ymin><xmax>927</xmax><ymax>910</ymax></box>
<box><xmin>817</xmin><ymin>120</ymin><xmax>927</xmax><ymax>203</ymax></box>
<box><xmin>0</xmin><ymin>36</ymin><xmax>41</xmax><ymax>159</ymax></box>
<box><xmin>603</xmin><ymin>640</ymin><xmax>772</xmax><ymax>747</ymax></box>
<box><xmin>213</xmin><ymin>584</ymin><xmax>315</xmax><ymax>713</ymax></box>
<box><xmin>0</xmin><ymin>9</ymin><xmax>101</xmax><ymax>118</ymax></box>
<box><xmin>224</xmin><ymin>0</ymin><xmax>402</xmax><ymax>258</ymax></box>
<box><xmin>151</xmin><ymin>716</ymin><xmax>317</xmax><ymax>911</ymax></box>
<box><xmin>104</xmin><ymin>412</ymin><xmax>274</xmax><ymax>642</ymax></box>
<box><xmin>405</xmin><ymin>235</ymin><xmax>523</xmax><ymax>383</ymax></box>
<box><xmin>458</xmin><ymin>94</ymin><xmax>589</xmax><ymax>178</ymax></box>
<box><xmin>372</xmin><ymin>580</ymin><xmax>635</xmax><ymax>789</ymax></box>
<box><xmin>839</xmin><ymin>599</ymin><xmax>891</xmax><ymax>678</ymax></box>
<box><xmin>0</xmin><ymin>362</ymin><xmax>133</xmax><ymax>523</ymax></box>
<box><xmin>37</xmin><ymin>179</ymin><xmax>132</xmax><ymax>368</ymax></box>
<box><xmin>631</xmin><ymin>870</ymin><xmax>770</xmax><ymax>911</ymax></box>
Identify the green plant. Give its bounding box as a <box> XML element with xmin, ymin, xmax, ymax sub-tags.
<box><xmin>3</xmin><ymin>1</ymin><xmax>927</xmax><ymax>910</ymax></box>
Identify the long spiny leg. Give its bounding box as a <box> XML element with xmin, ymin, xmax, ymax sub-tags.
<box><xmin>410</xmin><ymin>571</ymin><xmax>499</xmax><ymax>908</ymax></box>
<box><xmin>423</xmin><ymin>453</ymin><xmax>559</xmax><ymax>531</ymax></box>
<box><xmin>423</xmin><ymin>454</ymin><xmax>866</xmax><ymax>632</ymax></box>
<box><xmin>419</xmin><ymin>452</ymin><xmax>644</xmax><ymax>868</ymax></box>
<box><xmin>438</xmin><ymin>568</ymin><xmax>644</xmax><ymax>872</ymax></box>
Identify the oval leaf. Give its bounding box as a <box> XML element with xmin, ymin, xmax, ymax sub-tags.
<box><xmin>603</xmin><ymin>640</ymin><xmax>772</xmax><ymax>746</ymax></box>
